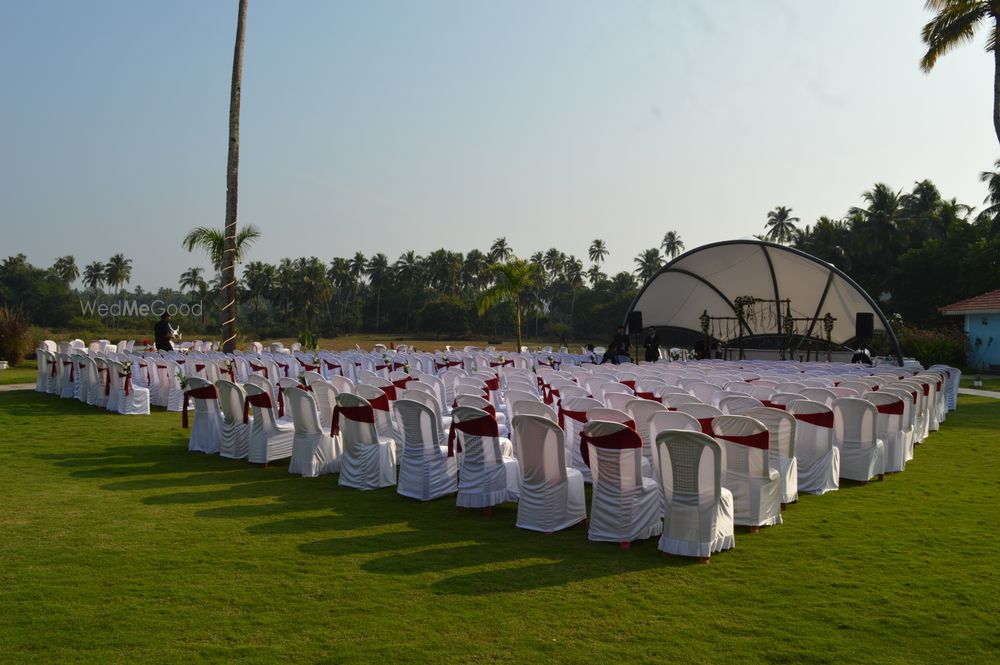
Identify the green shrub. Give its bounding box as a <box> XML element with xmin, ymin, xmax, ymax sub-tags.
<box><xmin>897</xmin><ymin>325</ymin><xmax>966</xmax><ymax>368</ymax></box>
<box><xmin>0</xmin><ymin>306</ymin><xmax>34</xmax><ymax>366</ymax></box>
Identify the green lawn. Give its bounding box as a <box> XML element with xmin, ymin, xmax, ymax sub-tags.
<box><xmin>0</xmin><ymin>359</ymin><xmax>37</xmax><ymax>385</ymax></box>
<box><xmin>1</xmin><ymin>391</ymin><xmax>998</xmax><ymax>663</ymax></box>
<box><xmin>960</xmin><ymin>374</ymin><xmax>1000</xmax><ymax>393</ymax></box>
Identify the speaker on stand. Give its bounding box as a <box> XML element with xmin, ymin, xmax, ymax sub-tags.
<box><xmin>855</xmin><ymin>312</ymin><xmax>874</xmax><ymax>342</ymax></box>
<box><xmin>627</xmin><ymin>311</ymin><xmax>643</xmax><ymax>362</ymax></box>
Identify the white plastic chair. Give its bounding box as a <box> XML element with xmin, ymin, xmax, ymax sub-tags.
<box><xmin>863</xmin><ymin>391</ymin><xmax>907</xmax><ymax>473</ymax></box>
<box><xmin>510</xmin><ymin>414</ymin><xmax>586</xmax><ymax>532</ymax></box>
<box><xmin>786</xmin><ymin>399</ymin><xmax>840</xmax><ymax>495</ymax></box>
<box><xmin>183</xmin><ymin>377</ymin><xmax>223</xmax><ymax>454</ymax></box>
<box><xmin>832</xmin><ymin>398</ymin><xmax>885</xmax><ymax>483</ymax></box>
<box><xmin>393</xmin><ymin>399</ymin><xmax>458</xmax><ymax>501</ymax></box>
<box><xmin>287</xmin><ymin>387</ymin><xmax>339</xmax><ymax>477</ymax></box>
<box><xmin>709</xmin><ymin>415</ymin><xmax>781</xmax><ymax>530</ymax></box>
<box><xmin>216</xmin><ymin>380</ymin><xmax>251</xmax><ymax>460</ymax></box>
<box><xmin>451</xmin><ymin>406</ymin><xmax>519</xmax><ymax>510</ymax></box>
<box><xmin>244</xmin><ymin>383</ymin><xmax>294</xmax><ymax>464</ymax></box>
<box><xmin>744</xmin><ymin>407</ymin><xmax>798</xmax><ymax>505</ymax></box>
<box><xmin>334</xmin><ymin>393</ymin><xmax>395</xmax><ymax>489</ymax></box>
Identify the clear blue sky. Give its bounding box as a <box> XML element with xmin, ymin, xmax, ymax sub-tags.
<box><xmin>1</xmin><ymin>0</ymin><xmax>995</xmax><ymax>291</ymax></box>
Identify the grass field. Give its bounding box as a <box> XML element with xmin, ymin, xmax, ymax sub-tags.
<box><xmin>1</xmin><ymin>390</ymin><xmax>999</xmax><ymax>663</ymax></box>
<box><xmin>0</xmin><ymin>359</ymin><xmax>37</xmax><ymax>386</ymax></box>
<box><xmin>960</xmin><ymin>374</ymin><xmax>1000</xmax><ymax>392</ymax></box>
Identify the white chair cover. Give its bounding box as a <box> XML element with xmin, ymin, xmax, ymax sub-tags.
<box><xmin>245</xmin><ymin>383</ymin><xmax>294</xmax><ymax>464</ymax></box>
<box><xmin>786</xmin><ymin>399</ymin><xmax>840</xmax><ymax>495</ymax></box>
<box><xmin>710</xmin><ymin>415</ymin><xmax>781</xmax><ymax>528</ymax></box>
<box><xmin>832</xmin><ymin>398</ymin><xmax>885</xmax><ymax>482</ymax></box>
<box><xmin>582</xmin><ymin>420</ymin><xmax>662</xmax><ymax>544</ymax></box>
<box><xmin>864</xmin><ymin>391</ymin><xmax>907</xmax><ymax>473</ymax></box>
<box><xmin>184</xmin><ymin>377</ymin><xmax>223</xmax><ymax>454</ymax></box>
<box><xmin>335</xmin><ymin>393</ymin><xmax>396</xmax><ymax>489</ymax></box>
<box><xmin>656</xmin><ymin>430</ymin><xmax>735</xmax><ymax>559</ymax></box>
<box><xmin>287</xmin><ymin>387</ymin><xmax>339</xmax><ymax>477</ymax></box>
<box><xmin>452</xmin><ymin>406</ymin><xmax>519</xmax><ymax>508</ymax></box>
<box><xmin>109</xmin><ymin>360</ymin><xmax>150</xmax><ymax>415</ymax></box>
<box><xmin>393</xmin><ymin>399</ymin><xmax>458</xmax><ymax>501</ymax></box>
<box><xmin>216</xmin><ymin>380</ymin><xmax>251</xmax><ymax>460</ymax></box>
<box><xmin>744</xmin><ymin>407</ymin><xmax>798</xmax><ymax>504</ymax></box>
<box><xmin>509</xmin><ymin>414</ymin><xmax>586</xmax><ymax>532</ymax></box>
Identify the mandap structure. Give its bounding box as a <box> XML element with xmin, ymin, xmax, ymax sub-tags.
<box><xmin>625</xmin><ymin>239</ymin><xmax>903</xmax><ymax>364</ymax></box>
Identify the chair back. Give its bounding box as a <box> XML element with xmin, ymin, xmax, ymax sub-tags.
<box><xmin>719</xmin><ymin>395</ymin><xmax>764</xmax><ymax>415</ymax></box>
<box><xmin>510</xmin><ymin>413</ymin><xmax>568</xmax><ymax>486</ymax></box>
<box><xmin>216</xmin><ymin>380</ymin><xmax>246</xmax><ymax>425</ymax></box>
<box><xmin>582</xmin><ymin>420</ymin><xmax>644</xmax><ymax>491</ymax></box>
<box><xmin>832</xmin><ymin>397</ymin><xmax>879</xmax><ymax>449</ymax></box>
<box><xmin>393</xmin><ymin>399</ymin><xmax>441</xmax><ymax>456</ymax></box>
<box><xmin>285</xmin><ymin>385</ymin><xmax>323</xmax><ymax>435</ymax></box>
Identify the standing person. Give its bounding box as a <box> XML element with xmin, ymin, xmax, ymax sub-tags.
<box><xmin>154</xmin><ymin>312</ymin><xmax>175</xmax><ymax>352</ymax></box>
<box><xmin>613</xmin><ymin>325</ymin><xmax>631</xmax><ymax>361</ymax></box>
<box><xmin>643</xmin><ymin>326</ymin><xmax>661</xmax><ymax>362</ymax></box>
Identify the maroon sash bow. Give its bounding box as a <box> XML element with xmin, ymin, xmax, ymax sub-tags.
<box><xmin>379</xmin><ymin>384</ymin><xmax>397</xmax><ymax>401</ymax></box>
<box><xmin>275</xmin><ymin>362</ymin><xmax>290</xmax><ymax>377</ymax></box>
<box><xmin>920</xmin><ymin>383</ymin><xmax>930</xmax><ymax>396</ymax></box>
<box><xmin>793</xmin><ymin>411</ymin><xmax>834</xmax><ymax>428</ymax></box>
<box><xmin>374</xmin><ymin>363</ymin><xmax>391</xmax><ymax>371</ymax></box>
<box><xmin>447</xmin><ymin>414</ymin><xmax>499</xmax><ymax>457</ymax></box>
<box><xmin>713</xmin><ymin>430</ymin><xmax>769</xmax><ymax>450</ymax></box>
<box><xmin>557</xmin><ymin>406</ymin><xmax>588</xmax><ymax>430</ymax></box>
<box><xmin>48</xmin><ymin>359</ymin><xmax>57</xmax><ymax>377</ymax></box>
<box><xmin>104</xmin><ymin>368</ymin><xmax>112</xmax><ymax>396</ymax></box>
<box><xmin>635</xmin><ymin>391</ymin><xmax>657</xmax><ymax>401</ymax></box>
<box><xmin>876</xmin><ymin>400</ymin><xmax>904</xmax><ymax>415</ymax></box>
<box><xmin>182</xmin><ymin>384</ymin><xmax>219</xmax><ymax>428</ymax></box>
<box><xmin>250</xmin><ymin>362</ymin><xmax>269</xmax><ymax>379</ymax></box>
<box><xmin>301</xmin><ymin>362</ymin><xmax>318</xmax><ymax>372</ymax></box>
<box><xmin>119</xmin><ymin>372</ymin><xmax>132</xmax><ymax>396</ymax></box>
<box><xmin>392</xmin><ymin>376</ymin><xmax>416</xmax><ymax>390</ymax></box>
<box><xmin>138</xmin><ymin>361</ymin><xmax>150</xmax><ymax>384</ymax></box>
<box><xmin>621</xmin><ymin>380</ymin><xmax>636</xmax><ymax>391</ymax></box>
<box><xmin>697</xmin><ymin>417</ymin><xmax>715</xmax><ymax>435</ymax></box>
<box><xmin>243</xmin><ymin>392</ymin><xmax>274</xmax><ymax>423</ymax></box>
<box><xmin>368</xmin><ymin>392</ymin><xmax>391</xmax><ymax>412</ymax></box>
<box><xmin>452</xmin><ymin>399</ymin><xmax>496</xmax><ymax>418</ymax></box>
<box><xmin>63</xmin><ymin>360</ymin><xmax>74</xmax><ymax>382</ymax></box>
<box><xmin>323</xmin><ymin>360</ymin><xmax>342</xmax><ymax>375</ymax></box>
<box><xmin>330</xmin><ymin>403</ymin><xmax>375</xmax><ymax>437</ymax></box>
<box><xmin>435</xmin><ymin>360</ymin><xmax>462</xmax><ymax>371</ymax></box>
<box><xmin>580</xmin><ymin>427</ymin><xmax>641</xmax><ymax>468</ymax></box>
<box><xmin>490</xmin><ymin>360</ymin><xmax>514</xmax><ymax>368</ymax></box>
<box><xmin>194</xmin><ymin>363</ymin><xmax>205</xmax><ymax>373</ymax></box>
<box><xmin>761</xmin><ymin>400</ymin><xmax>786</xmax><ymax>410</ymax></box>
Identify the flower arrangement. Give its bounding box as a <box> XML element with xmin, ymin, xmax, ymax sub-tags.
<box><xmin>297</xmin><ymin>372</ymin><xmax>307</xmax><ymax>388</ymax></box>
<box><xmin>312</xmin><ymin>352</ymin><xmax>320</xmax><ymax>367</ymax></box>
<box><xmin>122</xmin><ymin>361</ymin><xmax>132</xmax><ymax>378</ymax></box>
<box><xmin>176</xmin><ymin>370</ymin><xmax>188</xmax><ymax>390</ymax></box>
<box><xmin>225</xmin><ymin>359</ymin><xmax>235</xmax><ymax>378</ymax></box>
<box><xmin>403</xmin><ymin>362</ymin><xmax>411</xmax><ymax>375</ymax></box>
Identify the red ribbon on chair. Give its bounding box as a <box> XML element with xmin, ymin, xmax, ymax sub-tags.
<box><xmin>323</xmin><ymin>360</ymin><xmax>342</xmax><ymax>375</ymax></box>
<box><xmin>48</xmin><ymin>359</ymin><xmax>57</xmax><ymax>377</ymax></box>
<box><xmin>793</xmin><ymin>411</ymin><xmax>834</xmax><ymax>428</ymax></box>
<box><xmin>621</xmin><ymin>380</ymin><xmax>636</xmax><ymax>391</ymax></box>
<box><xmin>182</xmin><ymin>384</ymin><xmax>219</xmax><ymax>428</ymax></box>
<box><xmin>920</xmin><ymin>383</ymin><xmax>930</xmax><ymax>396</ymax></box>
<box><xmin>374</xmin><ymin>363</ymin><xmax>391</xmax><ymax>371</ymax></box>
<box><xmin>301</xmin><ymin>362</ymin><xmax>318</xmax><ymax>372</ymax></box>
<box><xmin>63</xmin><ymin>360</ymin><xmax>74</xmax><ymax>382</ymax></box>
<box><xmin>195</xmin><ymin>363</ymin><xmax>205</xmax><ymax>373</ymax></box>
<box><xmin>697</xmin><ymin>417</ymin><xmax>715</xmax><ymax>435</ymax></box>
<box><xmin>368</xmin><ymin>392</ymin><xmax>391</xmax><ymax>412</ymax></box>
<box><xmin>392</xmin><ymin>361</ymin><xmax>407</xmax><ymax>371</ymax></box>
<box><xmin>242</xmin><ymin>392</ymin><xmax>273</xmax><ymax>423</ymax></box>
<box><xmin>635</xmin><ymin>391</ymin><xmax>657</xmax><ymax>401</ymax></box>
<box><xmin>277</xmin><ymin>389</ymin><xmax>285</xmax><ymax>418</ymax></box>
<box><xmin>447</xmin><ymin>414</ymin><xmax>499</xmax><ymax>457</ymax></box>
<box><xmin>330</xmin><ymin>403</ymin><xmax>375</xmax><ymax>437</ymax></box>
<box><xmin>392</xmin><ymin>376</ymin><xmax>416</xmax><ymax>390</ymax></box>
<box><xmin>761</xmin><ymin>400</ymin><xmax>786</xmax><ymax>410</ymax></box>
<box><xmin>435</xmin><ymin>360</ymin><xmax>462</xmax><ymax>371</ymax></box>
<box><xmin>275</xmin><ymin>362</ymin><xmax>290</xmax><ymax>377</ymax></box>
<box><xmin>138</xmin><ymin>361</ymin><xmax>150</xmax><ymax>384</ymax></box>
<box><xmin>379</xmin><ymin>384</ymin><xmax>398</xmax><ymax>401</ymax></box>
<box><xmin>120</xmin><ymin>373</ymin><xmax>132</xmax><ymax>396</ymax></box>
<box><xmin>713</xmin><ymin>430</ymin><xmax>769</xmax><ymax>450</ymax></box>
<box><xmin>221</xmin><ymin>367</ymin><xmax>235</xmax><ymax>381</ymax></box>
<box><xmin>490</xmin><ymin>360</ymin><xmax>514</xmax><ymax>368</ymax></box>
<box><xmin>580</xmin><ymin>426</ymin><xmax>641</xmax><ymax>468</ymax></box>
<box><xmin>452</xmin><ymin>399</ymin><xmax>496</xmax><ymax>418</ymax></box>
<box><xmin>558</xmin><ymin>407</ymin><xmax>588</xmax><ymax>430</ymax></box>
<box><xmin>876</xmin><ymin>400</ymin><xmax>904</xmax><ymax>415</ymax></box>
<box><xmin>104</xmin><ymin>369</ymin><xmax>112</xmax><ymax>396</ymax></box>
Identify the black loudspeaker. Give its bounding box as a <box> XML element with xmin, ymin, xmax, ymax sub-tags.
<box><xmin>627</xmin><ymin>310</ymin><xmax>643</xmax><ymax>334</ymax></box>
<box><xmin>855</xmin><ymin>312</ymin><xmax>874</xmax><ymax>341</ymax></box>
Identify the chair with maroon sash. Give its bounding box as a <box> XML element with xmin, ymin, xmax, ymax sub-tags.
<box><xmin>451</xmin><ymin>406</ymin><xmax>520</xmax><ymax>510</ymax></box>
<box><xmin>42</xmin><ymin>349</ymin><xmax>59</xmax><ymax>394</ymax></box>
<box><xmin>786</xmin><ymin>399</ymin><xmax>839</xmax><ymax>494</ymax></box>
<box><xmin>333</xmin><ymin>393</ymin><xmax>396</xmax><ymax>489</ymax></box>
<box><xmin>625</xmin><ymin>398</ymin><xmax>668</xmax><ymax>473</ymax></box>
<box><xmin>559</xmin><ymin>396</ymin><xmax>604</xmax><ymax>483</ymax></box>
<box><xmin>510</xmin><ymin>414</ymin><xmax>585</xmax><ymax>532</ymax></box>
<box><xmin>454</xmin><ymin>393</ymin><xmax>510</xmax><ymax>442</ymax></box>
<box><xmin>311</xmin><ymin>382</ymin><xmax>340</xmax><ymax>438</ymax></box>
<box><xmin>216</xmin><ymin>380</ymin><xmax>251</xmax><ymax>460</ymax></box>
<box><xmin>400</xmin><ymin>385</ymin><xmax>451</xmax><ymax>431</ymax></box>
<box><xmin>102</xmin><ymin>358</ymin><xmax>121</xmax><ymax>412</ymax></box>
<box><xmin>661</xmin><ymin>393</ymin><xmax>703</xmax><ymax>410</ymax></box>
<box><xmin>182</xmin><ymin>377</ymin><xmax>223</xmax><ymax>454</ymax></box>
<box><xmin>744</xmin><ymin>407</ymin><xmax>797</xmax><ymax>505</ymax></box>
<box><xmin>709</xmin><ymin>415</ymin><xmax>782</xmax><ymax>530</ymax></box>
<box><xmin>34</xmin><ymin>347</ymin><xmax>48</xmax><ymax>393</ymax></box>
<box><xmin>393</xmin><ymin>399</ymin><xmax>457</xmax><ymax>501</ymax></box>
<box><xmin>286</xmin><ymin>386</ymin><xmax>339</xmax><ymax>477</ymax></box>
<box><xmin>355</xmin><ymin>383</ymin><xmax>402</xmax><ymax>455</ymax></box>
<box><xmin>800</xmin><ymin>387</ymin><xmax>836</xmax><ymax>407</ymax></box>
<box><xmin>245</xmin><ymin>382</ymin><xmax>293</xmax><ymax>464</ymax></box>
<box><xmin>76</xmin><ymin>354</ymin><xmax>94</xmax><ymax>405</ymax></box>
<box><xmin>655</xmin><ymin>430</ymin><xmax>735</xmax><ymax>561</ymax></box>
<box><xmin>56</xmin><ymin>352</ymin><xmax>75</xmax><ymax>399</ymax></box>
<box><xmin>88</xmin><ymin>356</ymin><xmax>109</xmax><ymax>409</ymax></box>
<box><xmin>581</xmin><ymin>420</ymin><xmax>662</xmax><ymax>547</ymax></box>
<box><xmin>915</xmin><ymin>372</ymin><xmax>944</xmax><ymax>431</ymax></box>
<box><xmin>863</xmin><ymin>391</ymin><xmax>907</xmax><ymax>473</ymax></box>
<box><xmin>879</xmin><ymin>386</ymin><xmax>916</xmax><ymax>462</ymax></box>
<box><xmin>111</xmin><ymin>359</ymin><xmax>150</xmax><ymax>416</ymax></box>
<box><xmin>510</xmin><ymin>400</ymin><xmax>557</xmax><ymax>423</ymax></box>
<box><xmin>763</xmin><ymin>392</ymin><xmax>801</xmax><ymax>410</ymax></box>
<box><xmin>674</xmin><ymin>403</ymin><xmax>723</xmax><ymax>436</ymax></box>
<box><xmin>832</xmin><ymin>397</ymin><xmax>885</xmax><ymax>483</ymax></box>
<box><xmin>719</xmin><ymin>395</ymin><xmax>765</xmax><ymax>415</ymax></box>
<box><xmin>604</xmin><ymin>391</ymin><xmax>636</xmax><ymax>412</ymax></box>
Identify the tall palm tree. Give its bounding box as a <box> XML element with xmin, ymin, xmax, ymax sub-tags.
<box><xmin>921</xmin><ymin>0</ymin><xmax>1000</xmax><ymax>146</ymax></box>
<box><xmin>462</xmin><ymin>249</ymin><xmax>491</xmax><ymax>291</ymax></box>
<box><xmin>977</xmin><ymin>159</ymin><xmax>1000</xmax><ymax>231</ymax></box>
<box><xmin>242</xmin><ymin>261</ymin><xmax>274</xmax><ymax>323</ymax></box>
<box><xmin>586</xmin><ymin>263</ymin><xmax>606</xmax><ymax>287</ymax></box>
<box><xmin>51</xmin><ymin>256</ymin><xmax>79</xmax><ymax>284</ymax></box>
<box><xmin>182</xmin><ymin>225</ymin><xmax>261</xmax><ymax>272</ymax></box>
<box><xmin>488</xmin><ymin>237</ymin><xmax>513</xmax><ymax>264</ymax></box>
<box><xmin>764</xmin><ymin>206</ymin><xmax>801</xmax><ymax>244</ymax></box>
<box><xmin>179</xmin><ymin>267</ymin><xmax>206</xmax><ymax>304</ymax></box>
<box><xmin>394</xmin><ymin>250</ymin><xmax>422</xmax><ymax>332</ymax></box>
<box><xmin>104</xmin><ymin>254</ymin><xmax>132</xmax><ymax>297</ymax></box>
<box><xmin>849</xmin><ymin>184</ymin><xmax>902</xmax><ymax>255</ymax></box>
<box><xmin>366</xmin><ymin>253</ymin><xmax>390</xmax><ymax>332</ymax></box>
<box><xmin>82</xmin><ymin>261</ymin><xmax>105</xmax><ymax>293</ymax></box>
<box><xmin>477</xmin><ymin>259</ymin><xmax>539</xmax><ymax>353</ymax></box>
<box><xmin>633</xmin><ymin>247</ymin><xmax>663</xmax><ymax>283</ymax></box>
<box><xmin>220</xmin><ymin>0</ymin><xmax>249</xmax><ymax>352</ymax></box>
<box><xmin>661</xmin><ymin>231</ymin><xmax>685</xmax><ymax>260</ymax></box>
<box><xmin>588</xmin><ymin>239</ymin><xmax>608</xmax><ymax>266</ymax></box>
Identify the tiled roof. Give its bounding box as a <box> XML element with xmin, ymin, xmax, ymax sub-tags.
<box><xmin>940</xmin><ymin>289</ymin><xmax>1000</xmax><ymax>314</ymax></box>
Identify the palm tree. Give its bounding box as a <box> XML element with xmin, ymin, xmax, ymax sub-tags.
<box><xmin>921</xmin><ymin>1</ymin><xmax>1000</xmax><ymax>145</ymax></box>
<box><xmin>977</xmin><ymin>159</ymin><xmax>1000</xmax><ymax>232</ymax></box>
<box><xmin>764</xmin><ymin>206</ymin><xmax>801</xmax><ymax>244</ymax></box>
<box><xmin>542</xmin><ymin>247</ymin><xmax>565</xmax><ymax>281</ymax></box>
<box><xmin>462</xmin><ymin>249</ymin><xmax>491</xmax><ymax>291</ymax></box>
<box><xmin>633</xmin><ymin>248</ymin><xmax>663</xmax><ymax>283</ymax></box>
<box><xmin>51</xmin><ymin>256</ymin><xmax>79</xmax><ymax>284</ymax></box>
<box><xmin>104</xmin><ymin>254</ymin><xmax>132</xmax><ymax>296</ymax></box>
<box><xmin>219</xmin><ymin>0</ymin><xmax>249</xmax><ymax>352</ymax></box>
<box><xmin>586</xmin><ymin>263</ymin><xmax>606</xmax><ymax>287</ymax></box>
<box><xmin>849</xmin><ymin>184</ymin><xmax>902</xmax><ymax>255</ymax></box>
<box><xmin>661</xmin><ymin>231</ymin><xmax>685</xmax><ymax>260</ymax></box>
<box><xmin>588</xmin><ymin>239</ymin><xmax>608</xmax><ymax>266</ymax></box>
<box><xmin>477</xmin><ymin>259</ymin><xmax>539</xmax><ymax>352</ymax></box>
<box><xmin>489</xmin><ymin>237</ymin><xmax>513</xmax><ymax>264</ymax></box>
<box><xmin>242</xmin><ymin>261</ymin><xmax>274</xmax><ymax>324</ymax></box>
<box><xmin>182</xmin><ymin>225</ymin><xmax>261</xmax><ymax>272</ymax></box>
<box><xmin>394</xmin><ymin>250</ymin><xmax>423</xmax><ymax>331</ymax></box>
<box><xmin>82</xmin><ymin>261</ymin><xmax>105</xmax><ymax>293</ymax></box>
<box><xmin>366</xmin><ymin>253</ymin><xmax>390</xmax><ymax>332</ymax></box>
<box><xmin>179</xmin><ymin>267</ymin><xmax>206</xmax><ymax>304</ymax></box>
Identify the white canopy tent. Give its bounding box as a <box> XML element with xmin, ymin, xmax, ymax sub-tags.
<box><xmin>626</xmin><ymin>240</ymin><xmax>902</xmax><ymax>363</ymax></box>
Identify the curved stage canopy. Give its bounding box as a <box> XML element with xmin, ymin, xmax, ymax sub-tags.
<box><xmin>626</xmin><ymin>239</ymin><xmax>902</xmax><ymax>362</ymax></box>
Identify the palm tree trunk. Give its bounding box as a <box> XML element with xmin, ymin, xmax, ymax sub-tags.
<box><xmin>514</xmin><ymin>294</ymin><xmax>522</xmax><ymax>353</ymax></box>
<box><xmin>221</xmin><ymin>0</ymin><xmax>248</xmax><ymax>354</ymax></box>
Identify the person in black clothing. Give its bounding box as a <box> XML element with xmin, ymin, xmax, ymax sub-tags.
<box><xmin>154</xmin><ymin>312</ymin><xmax>174</xmax><ymax>352</ymax></box>
<box><xmin>643</xmin><ymin>326</ymin><xmax>661</xmax><ymax>362</ymax></box>
<box><xmin>602</xmin><ymin>342</ymin><xmax>619</xmax><ymax>365</ymax></box>
<box><xmin>612</xmin><ymin>325</ymin><xmax>631</xmax><ymax>361</ymax></box>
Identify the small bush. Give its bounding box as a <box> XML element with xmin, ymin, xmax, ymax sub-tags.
<box><xmin>0</xmin><ymin>306</ymin><xmax>34</xmax><ymax>366</ymax></box>
<box><xmin>897</xmin><ymin>325</ymin><xmax>966</xmax><ymax>368</ymax></box>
